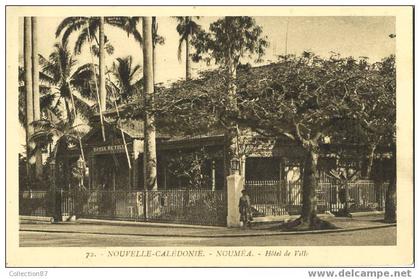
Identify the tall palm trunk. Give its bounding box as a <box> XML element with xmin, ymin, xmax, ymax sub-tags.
<box><xmin>142</xmin><ymin>17</ymin><xmax>157</xmax><ymax>191</ymax></box>
<box><xmin>152</xmin><ymin>17</ymin><xmax>157</xmax><ymax>84</ymax></box>
<box><xmin>185</xmin><ymin>33</ymin><xmax>192</xmax><ymax>80</ymax></box>
<box><xmin>152</xmin><ymin>45</ymin><xmax>156</xmax><ymax>84</ymax></box>
<box><xmin>24</xmin><ymin>17</ymin><xmax>34</xmax><ymax>185</ymax></box>
<box><xmin>31</xmin><ymin>17</ymin><xmax>43</xmax><ymax>179</ymax></box>
<box><xmin>99</xmin><ymin>17</ymin><xmax>106</xmax><ymax>112</ymax></box>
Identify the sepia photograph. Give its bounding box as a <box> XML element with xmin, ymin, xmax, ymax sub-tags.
<box><xmin>5</xmin><ymin>5</ymin><xmax>413</xmax><ymax>267</ymax></box>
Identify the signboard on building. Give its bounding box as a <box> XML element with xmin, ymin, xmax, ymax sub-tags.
<box><xmin>93</xmin><ymin>144</ymin><xmax>126</xmax><ymax>154</ymax></box>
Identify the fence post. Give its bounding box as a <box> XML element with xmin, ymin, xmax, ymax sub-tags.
<box><xmin>60</xmin><ymin>188</ymin><xmax>66</xmax><ymax>221</ymax></box>
<box><xmin>226</xmin><ymin>173</ymin><xmax>244</xmax><ymax>227</ymax></box>
<box><xmin>143</xmin><ymin>191</ymin><xmax>148</xmax><ymax>220</ymax></box>
<box><xmin>49</xmin><ymin>161</ymin><xmax>60</xmax><ymax>222</ymax></box>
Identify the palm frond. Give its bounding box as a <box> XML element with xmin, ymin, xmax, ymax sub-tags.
<box><xmin>58</xmin><ymin>17</ymin><xmax>91</xmax><ymax>45</ymax></box>
<box><xmin>74</xmin><ymin>27</ymin><xmax>91</xmax><ymax>54</ymax></box>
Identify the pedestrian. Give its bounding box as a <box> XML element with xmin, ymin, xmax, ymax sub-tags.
<box><xmin>239</xmin><ymin>189</ymin><xmax>252</xmax><ymax>227</ymax></box>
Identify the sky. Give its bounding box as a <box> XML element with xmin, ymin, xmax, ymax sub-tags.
<box><xmin>19</xmin><ymin>16</ymin><xmax>396</xmax><ymax>84</ymax></box>
<box><xmin>18</xmin><ymin>16</ymin><xmax>395</xmax><ymax>153</ymax></box>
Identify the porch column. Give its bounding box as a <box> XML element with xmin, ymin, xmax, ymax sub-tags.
<box><xmin>88</xmin><ymin>155</ymin><xmax>93</xmax><ymax>190</ymax></box>
<box><xmin>49</xmin><ymin>161</ymin><xmax>56</xmax><ymax>191</ymax></box>
<box><xmin>128</xmin><ymin>153</ymin><xmax>135</xmax><ymax>190</ymax></box>
<box><xmin>163</xmin><ymin>158</ymin><xmax>168</xmax><ymax>190</ymax></box>
<box><xmin>132</xmin><ymin>152</ymin><xmax>138</xmax><ymax>189</ymax></box>
<box><xmin>132</xmin><ymin>139</ymin><xmax>143</xmax><ymax>190</ymax></box>
<box><xmin>89</xmin><ymin>154</ymin><xmax>95</xmax><ymax>189</ymax></box>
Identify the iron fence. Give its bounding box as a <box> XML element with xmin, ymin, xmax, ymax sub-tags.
<box><xmin>19</xmin><ymin>180</ymin><xmax>388</xmax><ymax>223</ymax></box>
<box><xmin>20</xmin><ymin>188</ymin><xmax>227</xmax><ymax>226</ymax></box>
<box><xmin>19</xmin><ymin>190</ymin><xmax>52</xmax><ymax>217</ymax></box>
<box><xmin>245</xmin><ymin>180</ymin><xmax>388</xmax><ymax>216</ymax></box>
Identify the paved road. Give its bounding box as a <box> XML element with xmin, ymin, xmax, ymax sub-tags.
<box><xmin>20</xmin><ymin>226</ymin><xmax>396</xmax><ymax>247</ymax></box>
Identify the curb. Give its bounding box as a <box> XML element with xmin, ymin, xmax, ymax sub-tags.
<box><xmin>20</xmin><ymin>216</ymin><xmax>53</xmax><ymax>222</ymax></box>
<box><xmin>20</xmin><ymin>223</ymin><xmax>396</xmax><ymax>238</ymax></box>
<box><xmin>251</xmin><ymin>213</ymin><xmax>335</xmax><ymax>224</ymax></box>
<box><xmin>76</xmin><ymin>218</ymin><xmax>225</xmax><ymax>230</ymax></box>
<box><xmin>349</xmin><ymin>211</ymin><xmax>384</xmax><ymax>218</ymax></box>
<box><xmin>20</xmin><ymin>216</ymin><xmax>224</xmax><ymax>230</ymax></box>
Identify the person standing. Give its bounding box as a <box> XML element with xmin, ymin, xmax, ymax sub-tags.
<box><xmin>239</xmin><ymin>189</ymin><xmax>252</xmax><ymax>227</ymax></box>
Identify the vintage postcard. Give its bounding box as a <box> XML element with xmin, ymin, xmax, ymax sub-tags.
<box><xmin>5</xmin><ymin>5</ymin><xmax>413</xmax><ymax>267</ymax></box>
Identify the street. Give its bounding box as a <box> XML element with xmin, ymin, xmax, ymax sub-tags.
<box><xmin>20</xmin><ymin>226</ymin><xmax>396</xmax><ymax>247</ymax></box>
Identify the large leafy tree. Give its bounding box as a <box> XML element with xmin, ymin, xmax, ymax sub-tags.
<box><xmin>236</xmin><ymin>52</ymin><xmax>394</xmax><ymax>228</ymax></box>
<box><xmin>120</xmin><ymin>50</ymin><xmax>395</xmax><ymax>227</ymax></box>
<box><xmin>354</xmin><ymin>55</ymin><xmax>396</xmax><ymax>222</ymax></box>
<box><xmin>191</xmin><ymin>16</ymin><xmax>268</xmax><ymax>177</ymax></box>
<box><xmin>175</xmin><ymin>16</ymin><xmax>202</xmax><ymax>80</ymax></box>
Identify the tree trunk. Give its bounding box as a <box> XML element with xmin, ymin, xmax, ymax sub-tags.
<box><xmin>24</xmin><ymin>17</ymin><xmax>34</xmax><ymax>186</ymax></box>
<box><xmin>301</xmin><ymin>147</ymin><xmax>319</xmax><ymax>226</ymax></box>
<box><xmin>384</xmin><ymin>146</ymin><xmax>396</xmax><ymax>223</ymax></box>
<box><xmin>366</xmin><ymin>143</ymin><xmax>377</xmax><ymax>179</ymax></box>
<box><xmin>142</xmin><ymin>17</ymin><xmax>157</xmax><ymax>191</ymax></box>
<box><xmin>99</xmin><ymin>17</ymin><xmax>106</xmax><ymax>112</ymax></box>
<box><xmin>185</xmin><ymin>33</ymin><xmax>192</xmax><ymax>80</ymax></box>
<box><xmin>64</xmin><ymin>99</ymin><xmax>73</xmax><ymax>125</ymax></box>
<box><xmin>31</xmin><ymin>17</ymin><xmax>43</xmax><ymax>180</ymax></box>
<box><xmin>227</xmin><ymin>61</ymin><xmax>237</xmax><ymax>111</ymax></box>
<box><xmin>224</xmin><ymin>62</ymin><xmax>239</xmax><ymax>182</ymax></box>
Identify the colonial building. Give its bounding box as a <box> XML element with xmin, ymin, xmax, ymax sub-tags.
<box><xmin>53</xmin><ymin>115</ymin><xmax>390</xmax><ymax>192</ymax></box>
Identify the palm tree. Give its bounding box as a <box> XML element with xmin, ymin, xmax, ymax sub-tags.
<box><xmin>112</xmin><ymin>16</ymin><xmax>143</xmax><ymax>46</ymax></box>
<box><xmin>191</xmin><ymin>16</ymin><xmax>267</xmax><ymax>186</ymax></box>
<box><xmin>29</xmin><ymin>118</ymin><xmax>90</xmax><ymax>190</ymax></box>
<box><xmin>108</xmin><ymin>56</ymin><xmax>142</xmax><ymax>104</ymax></box>
<box><xmin>20</xmin><ymin>42</ymin><xmax>95</xmax><ymax>168</ymax></box>
<box><xmin>55</xmin><ymin>17</ymin><xmax>140</xmax><ymax>55</ymax></box>
<box><xmin>113</xmin><ymin>16</ymin><xmax>163</xmax><ymax>83</ymax></box>
<box><xmin>24</xmin><ymin>17</ymin><xmax>33</xmax><ymax>182</ymax></box>
<box><xmin>142</xmin><ymin>17</ymin><xmax>157</xmax><ymax>194</ymax></box>
<box><xmin>19</xmin><ymin>44</ymin><xmax>95</xmax><ymax>185</ymax></box>
<box><xmin>39</xmin><ymin>42</ymin><xmax>96</xmax><ymax>123</ymax></box>
<box><xmin>56</xmin><ymin>16</ymin><xmax>144</xmax><ymax>112</ymax></box>
<box><xmin>31</xmin><ymin>17</ymin><xmax>43</xmax><ymax>178</ymax></box>
<box><xmin>152</xmin><ymin>17</ymin><xmax>165</xmax><ymax>82</ymax></box>
<box><xmin>175</xmin><ymin>17</ymin><xmax>201</xmax><ymax>80</ymax></box>
<box><xmin>18</xmin><ymin>66</ymin><xmax>58</xmax><ymax>128</ymax></box>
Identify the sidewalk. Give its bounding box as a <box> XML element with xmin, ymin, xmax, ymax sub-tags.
<box><xmin>20</xmin><ymin>215</ymin><xmax>395</xmax><ymax>238</ymax></box>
